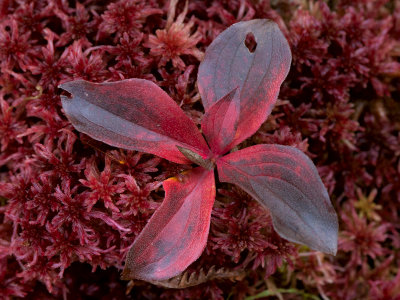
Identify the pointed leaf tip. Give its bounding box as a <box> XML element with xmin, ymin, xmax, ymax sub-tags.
<box><xmin>201</xmin><ymin>88</ymin><xmax>240</xmax><ymax>155</ymax></box>
<box><xmin>217</xmin><ymin>144</ymin><xmax>338</xmax><ymax>255</ymax></box>
<box><xmin>59</xmin><ymin>79</ymin><xmax>209</xmax><ymax>164</ymax></box>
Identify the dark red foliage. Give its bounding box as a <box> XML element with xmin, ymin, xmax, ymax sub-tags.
<box><xmin>1</xmin><ymin>0</ymin><xmax>400</xmax><ymax>299</ymax></box>
<box><xmin>60</xmin><ymin>16</ymin><xmax>339</xmax><ymax>283</ymax></box>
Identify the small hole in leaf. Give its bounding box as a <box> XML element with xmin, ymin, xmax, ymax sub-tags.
<box><xmin>244</xmin><ymin>33</ymin><xmax>257</xmax><ymax>53</ymax></box>
<box><xmin>60</xmin><ymin>90</ymin><xmax>73</xmax><ymax>99</ymax></box>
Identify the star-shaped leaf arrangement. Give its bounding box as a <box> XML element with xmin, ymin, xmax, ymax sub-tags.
<box><xmin>59</xmin><ymin>19</ymin><xmax>338</xmax><ymax>283</ymax></box>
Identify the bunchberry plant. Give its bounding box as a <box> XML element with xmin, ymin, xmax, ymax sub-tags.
<box><xmin>60</xmin><ymin>19</ymin><xmax>338</xmax><ymax>283</ymax></box>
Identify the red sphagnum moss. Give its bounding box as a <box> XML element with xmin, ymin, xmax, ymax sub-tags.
<box><xmin>0</xmin><ymin>0</ymin><xmax>399</xmax><ymax>299</ymax></box>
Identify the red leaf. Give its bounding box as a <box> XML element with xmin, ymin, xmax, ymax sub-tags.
<box><xmin>201</xmin><ymin>88</ymin><xmax>240</xmax><ymax>155</ymax></box>
<box><xmin>217</xmin><ymin>144</ymin><xmax>338</xmax><ymax>255</ymax></box>
<box><xmin>60</xmin><ymin>79</ymin><xmax>210</xmax><ymax>164</ymax></box>
<box><xmin>122</xmin><ymin>167</ymin><xmax>215</xmax><ymax>281</ymax></box>
<box><xmin>198</xmin><ymin>19</ymin><xmax>291</xmax><ymax>150</ymax></box>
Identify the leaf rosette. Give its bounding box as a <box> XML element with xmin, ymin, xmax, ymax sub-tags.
<box><xmin>60</xmin><ymin>19</ymin><xmax>338</xmax><ymax>283</ymax></box>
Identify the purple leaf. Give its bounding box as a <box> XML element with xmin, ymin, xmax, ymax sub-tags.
<box><xmin>201</xmin><ymin>88</ymin><xmax>240</xmax><ymax>155</ymax></box>
<box><xmin>198</xmin><ymin>19</ymin><xmax>292</xmax><ymax>149</ymax></box>
<box><xmin>60</xmin><ymin>79</ymin><xmax>210</xmax><ymax>164</ymax></box>
<box><xmin>217</xmin><ymin>144</ymin><xmax>338</xmax><ymax>255</ymax></box>
<box><xmin>122</xmin><ymin>167</ymin><xmax>215</xmax><ymax>281</ymax></box>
